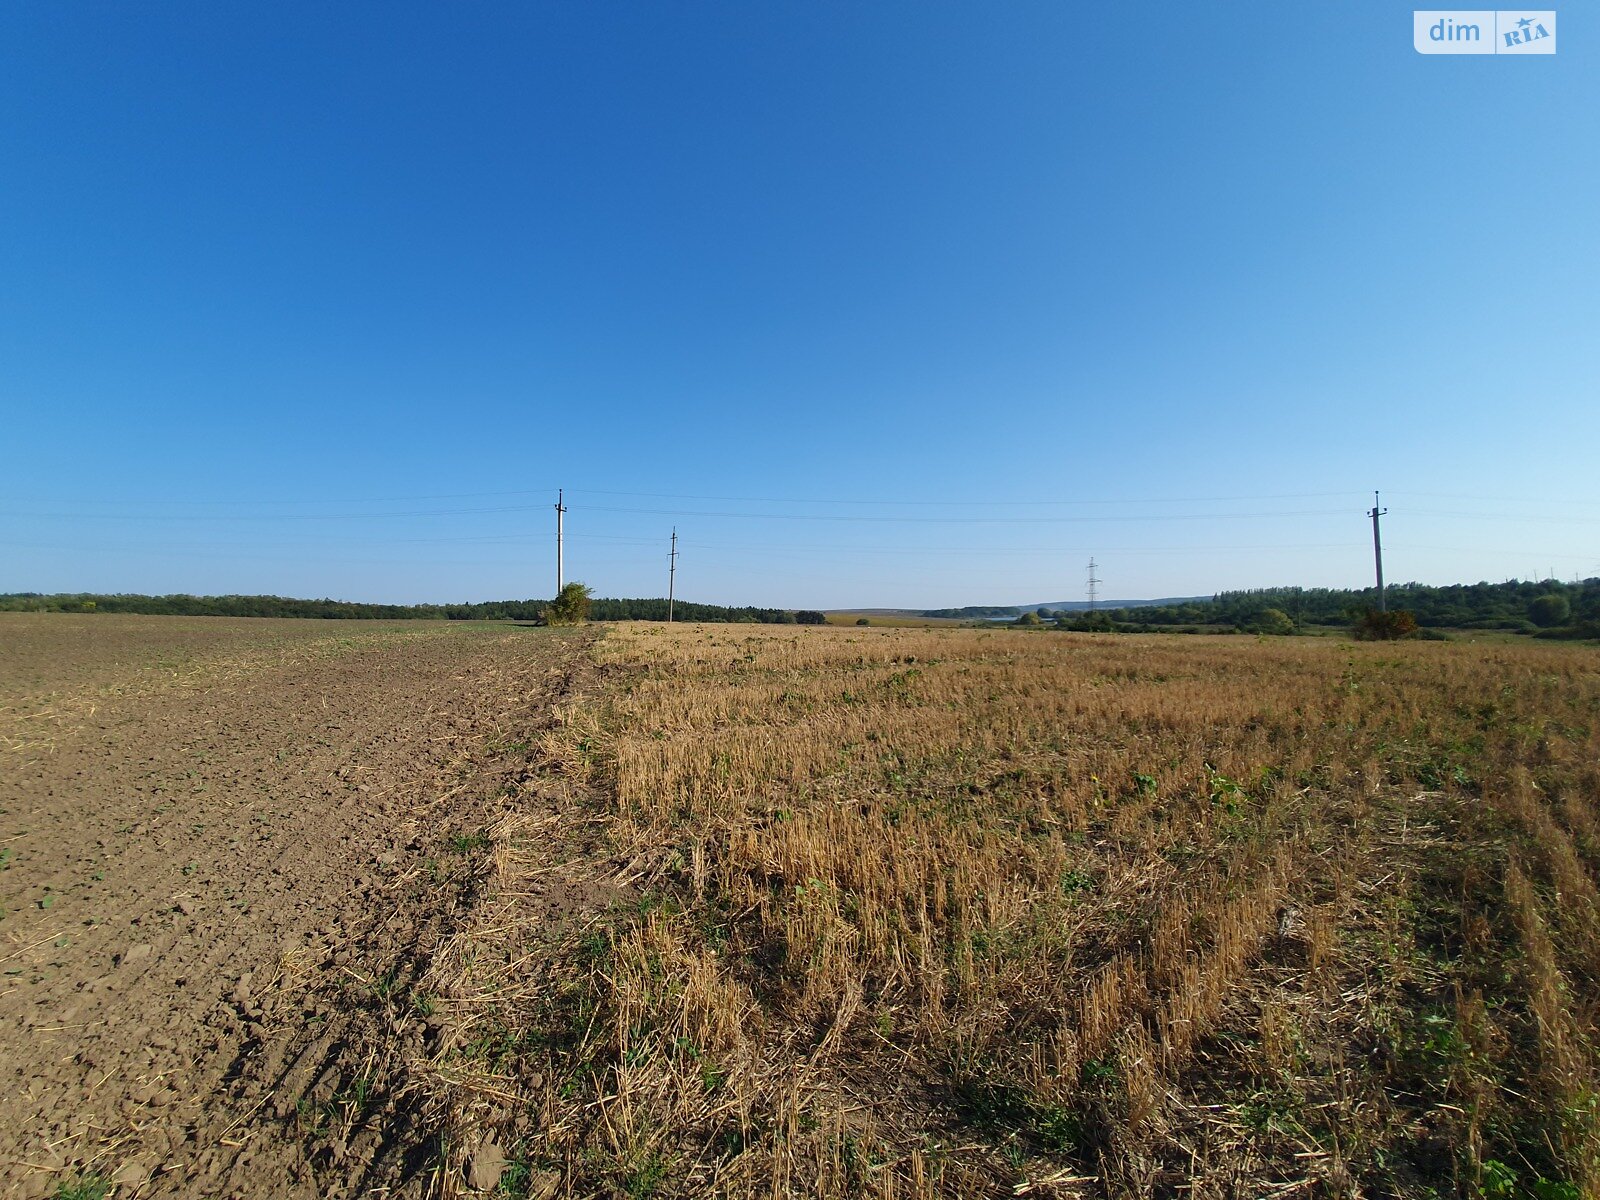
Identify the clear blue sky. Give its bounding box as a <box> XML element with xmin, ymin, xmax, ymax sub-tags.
<box><xmin>2</xmin><ymin>2</ymin><xmax>1596</xmax><ymax>608</ymax></box>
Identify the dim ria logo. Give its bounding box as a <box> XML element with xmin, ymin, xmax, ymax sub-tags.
<box><xmin>1414</xmin><ymin>10</ymin><xmax>1556</xmax><ymax>53</ymax></box>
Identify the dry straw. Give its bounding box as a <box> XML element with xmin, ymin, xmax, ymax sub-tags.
<box><xmin>427</xmin><ymin>624</ymin><xmax>1600</xmax><ymax>1198</ymax></box>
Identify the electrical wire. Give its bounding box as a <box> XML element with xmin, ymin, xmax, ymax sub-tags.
<box><xmin>576</xmin><ymin>504</ymin><xmax>1357</xmax><ymax>525</ymax></box>
<box><xmin>0</xmin><ymin>485</ymin><xmax>1368</xmax><ymax>509</ymax></box>
<box><xmin>1</xmin><ymin>502</ymin><xmax>1363</xmax><ymax>526</ymax></box>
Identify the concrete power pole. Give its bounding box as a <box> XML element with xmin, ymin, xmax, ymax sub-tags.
<box><xmin>1086</xmin><ymin>558</ymin><xmax>1101</xmax><ymax>613</ymax></box>
<box><xmin>1368</xmin><ymin>491</ymin><xmax>1387</xmax><ymax>612</ymax></box>
<box><xmin>667</xmin><ymin>528</ymin><xmax>678</xmax><ymax>623</ymax></box>
<box><xmin>554</xmin><ymin>489</ymin><xmax>566</xmax><ymax>595</ymax></box>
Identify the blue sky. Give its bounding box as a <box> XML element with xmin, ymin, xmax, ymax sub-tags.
<box><xmin>2</xmin><ymin>2</ymin><xmax>1596</xmax><ymax>608</ymax></box>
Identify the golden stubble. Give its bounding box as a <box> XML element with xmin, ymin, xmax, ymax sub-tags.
<box><xmin>455</xmin><ymin>624</ymin><xmax>1600</xmax><ymax>1198</ymax></box>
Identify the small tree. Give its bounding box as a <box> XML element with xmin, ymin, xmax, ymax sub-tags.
<box><xmin>1015</xmin><ymin>611</ymin><xmax>1043</xmax><ymax>627</ymax></box>
<box><xmin>1059</xmin><ymin>611</ymin><xmax>1113</xmax><ymax>633</ymax></box>
<box><xmin>1251</xmin><ymin>607</ymin><xmax>1295</xmax><ymax>636</ymax></box>
<box><xmin>855</xmin><ymin>617</ymin><xmax>871</xmax><ymax>626</ymax></box>
<box><xmin>1352</xmin><ymin>609</ymin><xmax>1417</xmax><ymax>640</ymax></box>
<box><xmin>795</xmin><ymin>610</ymin><xmax>828</xmax><ymax>625</ymax></box>
<box><xmin>543</xmin><ymin>582</ymin><xmax>592</xmax><ymax>626</ymax></box>
<box><xmin>1529</xmin><ymin>593</ymin><xmax>1571</xmax><ymax>628</ymax></box>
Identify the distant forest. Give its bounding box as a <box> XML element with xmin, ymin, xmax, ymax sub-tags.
<box><xmin>991</xmin><ymin>579</ymin><xmax>1600</xmax><ymax>637</ymax></box>
<box><xmin>0</xmin><ymin>593</ymin><xmax>824</xmax><ymax>625</ymax></box>
<box><xmin>5</xmin><ymin>580</ymin><xmax>1597</xmax><ymax>636</ymax></box>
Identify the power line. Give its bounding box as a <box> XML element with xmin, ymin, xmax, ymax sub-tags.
<box><xmin>1368</xmin><ymin>491</ymin><xmax>1388</xmax><ymax>611</ymax></box>
<box><xmin>0</xmin><ymin>486</ymin><xmax>1369</xmax><ymax>509</ymax></box>
<box><xmin>0</xmin><ymin>488</ymin><xmax>559</xmax><ymax>507</ymax></box>
<box><xmin>1386</xmin><ymin>543</ymin><xmax>1599</xmax><ymax>562</ymax></box>
<box><xmin>667</xmin><ymin>528</ymin><xmax>677</xmax><ymax>622</ymax></box>
<box><xmin>1404</xmin><ymin>509</ymin><xmax>1600</xmax><ymax>526</ymax></box>
<box><xmin>10</xmin><ymin>478</ymin><xmax>1594</xmax><ymax>603</ymax></box>
<box><xmin>0</xmin><ymin>504</ymin><xmax>554</xmax><ymax>522</ymax></box>
<box><xmin>20</xmin><ymin>482</ymin><xmax>1600</xmax><ymax>513</ymax></box>
<box><xmin>11</xmin><ymin>501</ymin><xmax>1600</xmax><ymax>530</ymax></box>
<box><xmin>568</xmin><ymin>487</ymin><xmax>1366</xmax><ymax>508</ymax></box>
<box><xmin>0</xmin><ymin>503</ymin><xmax>1363</xmax><ymax>526</ymax></box>
<box><xmin>0</xmin><ymin>536</ymin><xmax>1372</xmax><ymax>560</ymax></box>
<box><xmin>15</xmin><ymin>482</ymin><xmax>1600</xmax><ymax>536</ymax></box>
<box><xmin>671</xmin><ymin>538</ymin><xmax>1365</xmax><ymax>555</ymax></box>
<box><xmin>575</xmin><ymin>504</ymin><xmax>1357</xmax><ymax>525</ymax></box>
<box><xmin>1388</xmin><ymin>490</ymin><xmax>1600</xmax><ymax>509</ymax></box>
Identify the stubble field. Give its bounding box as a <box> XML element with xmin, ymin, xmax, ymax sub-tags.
<box><xmin>4</xmin><ymin>615</ymin><xmax>1599</xmax><ymax>1199</ymax></box>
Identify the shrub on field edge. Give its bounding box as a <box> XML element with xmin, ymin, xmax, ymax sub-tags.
<box><xmin>1352</xmin><ymin>608</ymin><xmax>1418</xmax><ymax>640</ymax></box>
<box><xmin>543</xmin><ymin>582</ymin><xmax>593</xmax><ymax>626</ymax></box>
<box><xmin>1056</xmin><ymin>612</ymin><xmax>1115</xmax><ymax>633</ymax></box>
<box><xmin>1529</xmin><ymin>593</ymin><xmax>1571</xmax><ymax>628</ymax></box>
<box><xmin>1535</xmin><ymin>620</ymin><xmax>1600</xmax><ymax>641</ymax></box>
<box><xmin>1249</xmin><ymin>607</ymin><xmax>1295</xmax><ymax>636</ymax></box>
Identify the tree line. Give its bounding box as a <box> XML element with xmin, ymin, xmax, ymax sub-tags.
<box><xmin>1096</xmin><ymin>579</ymin><xmax>1600</xmax><ymax>633</ymax></box>
<box><xmin>986</xmin><ymin>579</ymin><xmax>1590</xmax><ymax>639</ymax></box>
<box><xmin>0</xmin><ymin>592</ymin><xmax>827</xmax><ymax>625</ymax></box>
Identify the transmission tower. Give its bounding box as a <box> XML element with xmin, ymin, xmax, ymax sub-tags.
<box><xmin>1087</xmin><ymin>558</ymin><xmax>1101</xmax><ymax>612</ymax></box>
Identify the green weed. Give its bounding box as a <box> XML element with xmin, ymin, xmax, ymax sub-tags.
<box><xmin>50</xmin><ymin>1174</ymin><xmax>111</xmax><ymax>1200</ymax></box>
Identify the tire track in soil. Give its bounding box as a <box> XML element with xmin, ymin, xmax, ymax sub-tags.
<box><xmin>0</xmin><ymin>623</ymin><xmax>595</xmax><ymax>1199</ymax></box>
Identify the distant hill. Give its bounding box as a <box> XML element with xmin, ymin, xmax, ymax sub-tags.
<box><xmin>1027</xmin><ymin>596</ymin><xmax>1209</xmax><ymax>613</ymax></box>
<box><xmin>921</xmin><ymin>597</ymin><xmax>1206</xmax><ymax>619</ymax></box>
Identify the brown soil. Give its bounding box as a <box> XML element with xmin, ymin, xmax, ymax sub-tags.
<box><xmin>0</xmin><ymin>615</ymin><xmax>595</xmax><ymax>1199</ymax></box>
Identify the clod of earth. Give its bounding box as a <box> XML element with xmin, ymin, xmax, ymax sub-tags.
<box><xmin>468</xmin><ymin>1139</ymin><xmax>506</xmax><ymax>1191</ymax></box>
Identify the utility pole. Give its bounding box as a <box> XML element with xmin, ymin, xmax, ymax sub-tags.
<box><xmin>1086</xmin><ymin>558</ymin><xmax>1101</xmax><ymax>613</ymax></box>
<box><xmin>554</xmin><ymin>489</ymin><xmax>566</xmax><ymax>595</ymax></box>
<box><xmin>667</xmin><ymin>528</ymin><xmax>678</xmax><ymax>623</ymax></box>
<box><xmin>1368</xmin><ymin>491</ymin><xmax>1387</xmax><ymax>612</ymax></box>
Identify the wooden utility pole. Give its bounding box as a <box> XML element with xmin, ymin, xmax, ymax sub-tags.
<box><xmin>667</xmin><ymin>528</ymin><xmax>678</xmax><ymax>622</ymax></box>
<box><xmin>554</xmin><ymin>489</ymin><xmax>566</xmax><ymax>594</ymax></box>
<box><xmin>1368</xmin><ymin>491</ymin><xmax>1387</xmax><ymax>612</ymax></box>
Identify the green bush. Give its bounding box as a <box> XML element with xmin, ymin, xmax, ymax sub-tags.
<box><xmin>1250</xmin><ymin>607</ymin><xmax>1295</xmax><ymax>636</ymax></box>
<box><xmin>543</xmin><ymin>582</ymin><xmax>593</xmax><ymax>626</ymax></box>
<box><xmin>1528</xmin><ymin>593</ymin><xmax>1571</xmax><ymax>628</ymax></box>
<box><xmin>1352</xmin><ymin>609</ymin><xmax>1418</xmax><ymax>640</ymax></box>
<box><xmin>1535</xmin><ymin>620</ymin><xmax>1600</xmax><ymax>641</ymax></box>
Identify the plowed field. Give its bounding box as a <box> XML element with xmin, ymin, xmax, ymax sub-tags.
<box><xmin>0</xmin><ymin>615</ymin><xmax>598</xmax><ymax>1199</ymax></box>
